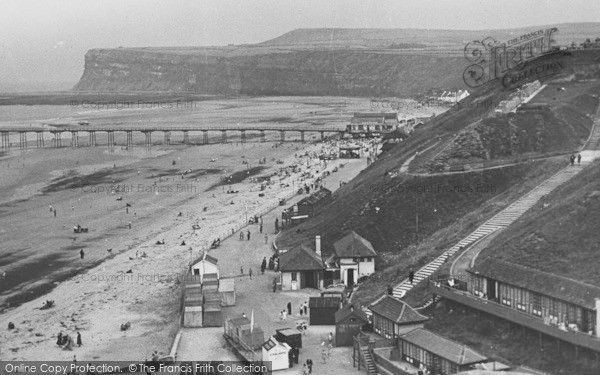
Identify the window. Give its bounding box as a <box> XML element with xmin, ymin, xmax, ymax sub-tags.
<box><xmin>517</xmin><ymin>302</ymin><xmax>526</xmax><ymax>311</ymax></box>
<box><xmin>532</xmin><ymin>293</ymin><xmax>542</xmax><ymax>317</ymax></box>
<box><xmin>291</xmin><ymin>272</ymin><xmax>297</xmax><ymax>282</ymax></box>
<box><xmin>366</xmin><ymin>257</ymin><xmax>372</xmax><ymax>262</ymax></box>
<box><xmin>502</xmin><ymin>298</ymin><xmax>511</xmax><ymax>306</ymax></box>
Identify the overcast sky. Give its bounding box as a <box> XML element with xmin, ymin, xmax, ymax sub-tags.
<box><xmin>1</xmin><ymin>0</ymin><xmax>599</xmax><ymax>92</ymax></box>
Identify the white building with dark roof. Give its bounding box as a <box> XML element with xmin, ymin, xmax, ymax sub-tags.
<box><xmin>332</xmin><ymin>231</ymin><xmax>377</xmax><ymax>286</ymax></box>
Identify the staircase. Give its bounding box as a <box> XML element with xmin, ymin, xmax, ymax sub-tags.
<box><xmin>360</xmin><ymin>347</ymin><xmax>379</xmax><ymax>375</ymax></box>
<box><xmin>366</xmin><ymin>163</ymin><xmax>588</xmax><ymax>316</ymax></box>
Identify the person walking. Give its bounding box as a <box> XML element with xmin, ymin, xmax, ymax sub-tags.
<box><xmin>321</xmin><ymin>348</ymin><xmax>327</xmax><ymax>364</ymax></box>
<box><xmin>287</xmin><ymin>301</ymin><xmax>292</xmax><ymax>315</ymax></box>
<box><xmin>239</xmin><ymin>231</ymin><xmax>243</xmax><ymax>240</ymax></box>
<box><xmin>408</xmin><ymin>269</ymin><xmax>415</xmax><ymax>284</ymax></box>
<box><xmin>275</xmin><ymin>218</ymin><xmax>279</xmax><ymax>232</ymax></box>
<box><xmin>249</xmin><ymin>268</ymin><xmax>253</xmax><ymax>279</ymax></box>
<box><xmin>80</xmin><ymin>249</ymin><xmax>85</xmax><ymax>260</ymax></box>
<box><xmin>240</xmin><ymin>266</ymin><xmax>244</xmax><ymax>275</ymax></box>
<box><xmin>76</xmin><ymin>331</ymin><xmax>82</xmax><ymax>347</ymax></box>
<box><xmin>303</xmin><ymin>301</ymin><xmax>308</xmax><ymax>315</ymax></box>
<box><xmin>570</xmin><ymin>154</ymin><xmax>575</xmax><ymax>166</ymax></box>
<box><xmin>306</xmin><ymin>359</ymin><xmax>313</xmax><ymax>374</ymax></box>
<box><xmin>264</xmin><ymin>234</ymin><xmax>268</xmax><ymax>244</ymax></box>
<box><xmin>272</xmin><ymin>278</ymin><xmax>277</xmax><ymax>293</ymax></box>
<box><xmin>57</xmin><ymin>332</ymin><xmax>63</xmax><ymax>346</ymax></box>
<box><xmin>578</xmin><ymin>153</ymin><xmax>582</xmax><ymax>164</ymax></box>
<box><xmin>261</xmin><ymin>257</ymin><xmax>267</xmax><ymax>274</ymax></box>
<box><xmin>387</xmin><ymin>284</ymin><xmax>393</xmax><ymax>295</ymax></box>
<box><xmin>259</xmin><ymin>223</ymin><xmax>263</xmax><ymax>233</ymax></box>
<box><xmin>247</xmin><ymin>230</ymin><xmax>251</xmax><ymax>241</ymax></box>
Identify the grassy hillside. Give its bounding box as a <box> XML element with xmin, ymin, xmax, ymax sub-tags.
<box><xmin>477</xmin><ymin>159</ymin><xmax>600</xmax><ymax>285</ymax></box>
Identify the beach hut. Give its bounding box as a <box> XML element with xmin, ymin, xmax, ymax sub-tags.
<box><xmin>202</xmin><ymin>273</ymin><xmax>219</xmax><ymax>292</ymax></box>
<box><xmin>190</xmin><ymin>252</ymin><xmax>219</xmax><ymax>283</ymax></box>
<box><xmin>218</xmin><ymin>278</ymin><xmax>236</xmax><ymax>306</ymax></box>
<box><xmin>183</xmin><ymin>273</ymin><xmax>202</xmax><ymax>287</ymax></box>
<box><xmin>275</xmin><ymin>328</ymin><xmax>302</xmax><ymax>350</ymax></box>
<box><xmin>262</xmin><ymin>337</ymin><xmax>291</xmax><ymax>371</ymax></box>
<box><xmin>334</xmin><ymin>304</ymin><xmax>369</xmax><ymax>346</ymax></box>
<box><xmin>309</xmin><ymin>297</ymin><xmax>342</xmax><ymax>325</ymax></box>
<box><xmin>183</xmin><ymin>306</ymin><xmax>203</xmax><ymax>327</ymax></box>
<box><xmin>203</xmin><ymin>291</ymin><xmax>223</xmax><ymax>327</ymax></box>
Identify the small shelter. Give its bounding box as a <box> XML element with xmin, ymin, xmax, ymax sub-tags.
<box><xmin>190</xmin><ymin>252</ymin><xmax>219</xmax><ymax>283</ymax></box>
<box><xmin>339</xmin><ymin>145</ymin><xmax>361</xmax><ymax>158</ymax></box>
<box><xmin>397</xmin><ymin>328</ymin><xmax>487</xmax><ymax>374</ymax></box>
<box><xmin>262</xmin><ymin>336</ymin><xmax>291</xmax><ymax>371</ymax></box>
<box><xmin>279</xmin><ymin>239</ymin><xmax>326</xmax><ymax>290</ymax></box>
<box><xmin>203</xmin><ymin>291</ymin><xmax>223</xmax><ymax>327</ymax></box>
<box><xmin>218</xmin><ymin>278</ymin><xmax>236</xmax><ymax>306</ymax></box>
<box><xmin>275</xmin><ymin>328</ymin><xmax>302</xmax><ymax>350</ymax></box>
<box><xmin>309</xmin><ymin>296</ymin><xmax>342</xmax><ymax>325</ymax></box>
<box><xmin>369</xmin><ymin>296</ymin><xmax>428</xmax><ymax>339</ymax></box>
<box><xmin>335</xmin><ymin>304</ymin><xmax>369</xmax><ymax>346</ymax></box>
<box><xmin>333</xmin><ymin>231</ymin><xmax>377</xmax><ymax>286</ymax></box>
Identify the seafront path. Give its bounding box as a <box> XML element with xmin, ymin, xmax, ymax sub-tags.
<box><xmin>175</xmin><ymin>152</ymin><xmax>370</xmax><ymax>375</ymax></box>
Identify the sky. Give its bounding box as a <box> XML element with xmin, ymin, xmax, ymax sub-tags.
<box><xmin>0</xmin><ymin>0</ymin><xmax>599</xmax><ymax>92</ymax></box>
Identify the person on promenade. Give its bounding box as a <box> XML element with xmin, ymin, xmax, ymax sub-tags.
<box><xmin>578</xmin><ymin>153</ymin><xmax>582</xmax><ymax>164</ymax></box>
<box><xmin>264</xmin><ymin>234</ymin><xmax>268</xmax><ymax>244</ymax></box>
<box><xmin>261</xmin><ymin>257</ymin><xmax>267</xmax><ymax>274</ymax></box>
<box><xmin>287</xmin><ymin>301</ymin><xmax>292</xmax><ymax>315</ymax></box>
<box><xmin>239</xmin><ymin>231</ymin><xmax>244</xmax><ymax>240</ymax></box>
<box><xmin>80</xmin><ymin>249</ymin><xmax>84</xmax><ymax>259</ymax></box>
<box><xmin>240</xmin><ymin>266</ymin><xmax>244</xmax><ymax>275</ymax></box>
<box><xmin>247</xmin><ymin>230</ymin><xmax>251</xmax><ymax>241</ymax></box>
<box><xmin>303</xmin><ymin>301</ymin><xmax>308</xmax><ymax>315</ymax></box>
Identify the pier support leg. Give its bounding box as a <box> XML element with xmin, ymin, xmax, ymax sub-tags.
<box><xmin>144</xmin><ymin>132</ymin><xmax>152</xmax><ymax>147</ymax></box>
<box><xmin>260</xmin><ymin>130</ymin><xmax>265</xmax><ymax>143</ymax></box>
<box><xmin>53</xmin><ymin>132</ymin><xmax>62</xmax><ymax>147</ymax></box>
<box><xmin>107</xmin><ymin>131</ymin><xmax>114</xmax><ymax>147</ymax></box>
<box><xmin>300</xmin><ymin>131</ymin><xmax>305</xmax><ymax>143</ymax></box>
<box><xmin>240</xmin><ymin>130</ymin><xmax>246</xmax><ymax>143</ymax></box>
<box><xmin>221</xmin><ymin>130</ymin><xmax>227</xmax><ymax>144</ymax></box>
<box><xmin>164</xmin><ymin>131</ymin><xmax>170</xmax><ymax>145</ymax></box>
<box><xmin>280</xmin><ymin>130</ymin><xmax>285</xmax><ymax>143</ymax></box>
<box><xmin>36</xmin><ymin>132</ymin><xmax>44</xmax><ymax>148</ymax></box>
<box><xmin>19</xmin><ymin>132</ymin><xmax>27</xmax><ymax>149</ymax></box>
<box><xmin>183</xmin><ymin>131</ymin><xmax>190</xmax><ymax>145</ymax></box>
<box><xmin>89</xmin><ymin>131</ymin><xmax>96</xmax><ymax>147</ymax></box>
<box><xmin>320</xmin><ymin>131</ymin><xmax>325</xmax><ymax>142</ymax></box>
<box><xmin>126</xmin><ymin>131</ymin><xmax>133</xmax><ymax>147</ymax></box>
<box><xmin>71</xmin><ymin>131</ymin><xmax>79</xmax><ymax>147</ymax></box>
<box><xmin>203</xmin><ymin>131</ymin><xmax>208</xmax><ymax>144</ymax></box>
<box><xmin>1</xmin><ymin>132</ymin><xmax>9</xmax><ymax>148</ymax></box>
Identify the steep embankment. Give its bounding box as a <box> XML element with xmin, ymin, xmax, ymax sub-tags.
<box><xmin>276</xmin><ymin>50</ymin><xmax>600</xmax><ymax>292</ymax></box>
<box><xmin>73</xmin><ymin>48</ymin><xmax>465</xmax><ymax>96</ymax></box>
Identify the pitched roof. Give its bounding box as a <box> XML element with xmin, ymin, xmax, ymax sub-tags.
<box><xmin>333</xmin><ymin>231</ymin><xmax>377</xmax><ymax>258</ymax></box>
<box><xmin>335</xmin><ymin>304</ymin><xmax>369</xmax><ymax>324</ymax></box>
<box><xmin>191</xmin><ymin>251</ymin><xmax>218</xmax><ymax>267</ymax></box>
<box><xmin>278</xmin><ymin>243</ymin><xmax>325</xmax><ymax>271</ymax></box>
<box><xmin>369</xmin><ymin>296</ymin><xmax>428</xmax><ymax>324</ymax></box>
<box><xmin>469</xmin><ymin>257</ymin><xmax>600</xmax><ymax>310</ymax></box>
<box><xmin>399</xmin><ymin>328</ymin><xmax>487</xmax><ymax>365</ymax></box>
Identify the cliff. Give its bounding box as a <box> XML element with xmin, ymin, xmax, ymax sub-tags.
<box><xmin>73</xmin><ymin>48</ymin><xmax>466</xmax><ymax>96</ymax></box>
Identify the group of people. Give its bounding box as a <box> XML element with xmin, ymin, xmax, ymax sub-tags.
<box><xmin>570</xmin><ymin>153</ymin><xmax>582</xmax><ymax>165</ymax></box>
<box><xmin>56</xmin><ymin>331</ymin><xmax>82</xmax><ymax>350</ymax></box>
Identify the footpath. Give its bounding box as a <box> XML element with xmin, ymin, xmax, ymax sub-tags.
<box><xmin>174</xmin><ymin>154</ymin><xmax>369</xmax><ymax>375</ymax></box>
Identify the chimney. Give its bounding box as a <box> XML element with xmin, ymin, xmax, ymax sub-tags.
<box><xmin>315</xmin><ymin>236</ymin><xmax>321</xmax><ymax>258</ymax></box>
<box><xmin>596</xmin><ymin>298</ymin><xmax>600</xmax><ymax>337</ymax></box>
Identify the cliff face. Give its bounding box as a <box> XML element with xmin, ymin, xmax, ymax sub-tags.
<box><xmin>73</xmin><ymin>48</ymin><xmax>466</xmax><ymax>96</ymax></box>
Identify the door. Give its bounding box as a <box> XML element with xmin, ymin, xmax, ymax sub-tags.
<box><xmin>347</xmin><ymin>269</ymin><xmax>355</xmax><ymax>286</ymax></box>
<box><xmin>487</xmin><ymin>279</ymin><xmax>496</xmax><ymax>301</ymax></box>
<box><xmin>304</xmin><ymin>271</ymin><xmax>317</xmax><ymax>289</ymax></box>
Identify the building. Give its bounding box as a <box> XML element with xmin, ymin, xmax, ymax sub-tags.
<box><xmin>397</xmin><ymin>328</ymin><xmax>487</xmax><ymax>375</ymax></box>
<box><xmin>224</xmin><ymin>316</ymin><xmax>264</xmax><ymax>350</ymax></box>
<box><xmin>369</xmin><ymin>296</ymin><xmax>429</xmax><ymax>339</ymax></box>
<box><xmin>335</xmin><ymin>304</ymin><xmax>370</xmax><ymax>346</ymax></box>
<box><xmin>432</xmin><ymin>257</ymin><xmax>600</xmax><ymax>354</ymax></box>
<box><xmin>467</xmin><ymin>257</ymin><xmax>599</xmax><ymax>335</ymax></box>
<box><xmin>278</xmin><ymin>239</ymin><xmax>326</xmax><ymax>290</ymax></box>
<box><xmin>275</xmin><ymin>328</ymin><xmax>303</xmax><ymax>350</ymax></box>
<box><xmin>262</xmin><ymin>337</ymin><xmax>291</xmax><ymax>371</ymax></box>
<box><xmin>309</xmin><ymin>296</ymin><xmax>342</xmax><ymax>325</ymax></box>
<box><xmin>332</xmin><ymin>231</ymin><xmax>377</xmax><ymax>286</ymax></box>
<box><xmin>190</xmin><ymin>252</ymin><xmax>219</xmax><ymax>283</ymax></box>
<box><xmin>183</xmin><ymin>284</ymin><xmax>203</xmax><ymax>328</ymax></box>
<box><xmin>346</xmin><ymin>112</ymin><xmax>399</xmax><ymax>136</ymax></box>
<box><xmin>218</xmin><ymin>277</ymin><xmax>236</xmax><ymax>306</ymax></box>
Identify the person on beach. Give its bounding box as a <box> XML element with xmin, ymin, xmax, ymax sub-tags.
<box><xmin>128</xmin><ymin>221</ymin><xmax>132</xmax><ymax>229</ymax></box>
<box><xmin>77</xmin><ymin>331</ymin><xmax>82</xmax><ymax>347</ymax></box>
<box><xmin>240</xmin><ymin>266</ymin><xmax>244</xmax><ymax>275</ymax></box>
<box><xmin>247</xmin><ymin>230</ymin><xmax>251</xmax><ymax>241</ymax></box>
<box><xmin>239</xmin><ymin>231</ymin><xmax>244</xmax><ymax>240</ymax></box>
<box><xmin>261</xmin><ymin>257</ymin><xmax>267</xmax><ymax>274</ymax></box>
<box><xmin>57</xmin><ymin>332</ymin><xmax>63</xmax><ymax>346</ymax></box>
<box><xmin>80</xmin><ymin>249</ymin><xmax>84</xmax><ymax>259</ymax></box>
